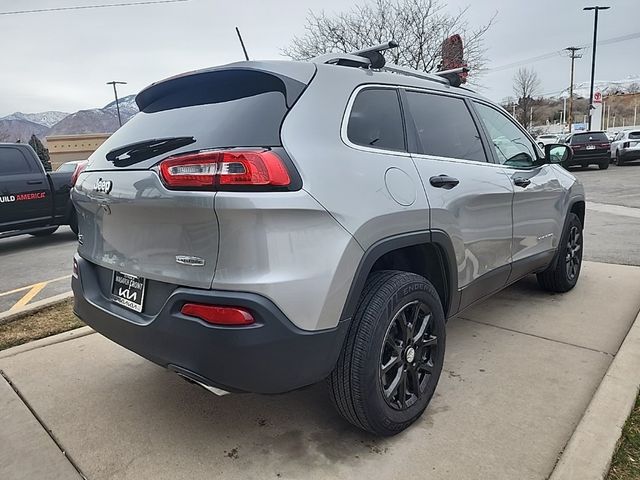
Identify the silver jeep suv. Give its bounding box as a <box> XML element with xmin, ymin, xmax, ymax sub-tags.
<box><xmin>72</xmin><ymin>50</ymin><xmax>584</xmax><ymax>436</ymax></box>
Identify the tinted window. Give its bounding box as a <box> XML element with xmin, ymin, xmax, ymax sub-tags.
<box><xmin>571</xmin><ymin>132</ymin><xmax>608</xmax><ymax>143</ymax></box>
<box><xmin>474</xmin><ymin>102</ymin><xmax>538</xmax><ymax>168</ymax></box>
<box><xmin>0</xmin><ymin>148</ymin><xmax>31</xmax><ymax>175</ymax></box>
<box><xmin>347</xmin><ymin>88</ymin><xmax>405</xmax><ymax>151</ymax></box>
<box><xmin>629</xmin><ymin>132</ymin><xmax>640</xmax><ymax>140</ymax></box>
<box><xmin>405</xmin><ymin>92</ymin><xmax>486</xmax><ymax>162</ymax></box>
<box><xmin>88</xmin><ymin>70</ymin><xmax>304</xmax><ymax>170</ymax></box>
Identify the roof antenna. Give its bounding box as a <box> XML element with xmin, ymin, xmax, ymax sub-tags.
<box><xmin>235</xmin><ymin>27</ymin><xmax>250</xmax><ymax>61</ymax></box>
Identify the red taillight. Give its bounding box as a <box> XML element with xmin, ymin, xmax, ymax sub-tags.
<box><xmin>71</xmin><ymin>161</ymin><xmax>88</xmax><ymax>186</ymax></box>
<box><xmin>598</xmin><ymin>143</ymin><xmax>610</xmax><ymax>148</ymax></box>
<box><xmin>181</xmin><ymin>303</ymin><xmax>255</xmax><ymax>326</ymax></box>
<box><xmin>159</xmin><ymin>150</ymin><xmax>290</xmax><ymax>190</ymax></box>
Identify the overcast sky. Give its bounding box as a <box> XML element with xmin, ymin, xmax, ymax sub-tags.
<box><xmin>1</xmin><ymin>0</ymin><xmax>638</xmax><ymax>116</ymax></box>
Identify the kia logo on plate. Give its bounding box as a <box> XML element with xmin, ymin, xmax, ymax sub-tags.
<box><xmin>94</xmin><ymin>178</ymin><xmax>113</xmax><ymax>194</ymax></box>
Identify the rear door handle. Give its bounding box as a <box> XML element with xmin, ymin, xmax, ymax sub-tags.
<box><xmin>27</xmin><ymin>180</ymin><xmax>43</xmax><ymax>185</ymax></box>
<box><xmin>429</xmin><ymin>175</ymin><xmax>459</xmax><ymax>189</ymax></box>
<box><xmin>513</xmin><ymin>177</ymin><xmax>531</xmax><ymax>188</ymax></box>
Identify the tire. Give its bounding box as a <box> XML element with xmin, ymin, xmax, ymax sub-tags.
<box><xmin>537</xmin><ymin>213</ymin><xmax>583</xmax><ymax>293</ymax></box>
<box><xmin>617</xmin><ymin>151</ymin><xmax>625</xmax><ymax>166</ymax></box>
<box><xmin>30</xmin><ymin>226</ymin><xmax>58</xmax><ymax>237</ymax></box>
<box><xmin>68</xmin><ymin>209</ymin><xmax>79</xmax><ymax>235</ymax></box>
<box><xmin>598</xmin><ymin>159</ymin><xmax>609</xmax><ymax>170</ymax></box>
<box><xmin>328</xmin><ymin>270</ymin><xmax>446</xmax><ymax>436</ymax></box>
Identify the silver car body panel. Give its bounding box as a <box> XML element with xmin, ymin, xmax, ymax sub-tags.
<box><xmin>73</xmin><ymin>170</ymin><xmax>218</xmax><ymax>289</ymax></box>
<box><xmin>411</xmin><ymin>154</ymin><xmax>514</xmax><ymax>287</ymax></box>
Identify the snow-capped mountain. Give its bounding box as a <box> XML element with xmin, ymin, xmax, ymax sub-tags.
<box><xmin>2</xmin><ymin>111</ymin><xmax>69</xmax><ymax>128</ymax></box>
<box><xmin>0</xmin><ymin>95</ymin><xmax>139</xmax><ymax>142</ymax></box>
<box><xmin>573</xmin><ymin>76</ymin><xmax>640</xmax><ymax>98</ymax></box>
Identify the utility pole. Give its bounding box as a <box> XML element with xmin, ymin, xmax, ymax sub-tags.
<box><xmin>565</xmin><ymin>47</ymin><xmax>582</xmax><ymax>133</ymax></box>
<box><xmin>583</xmin><ymin>6</ymin><xmax>610</xmax><ymax>130</ymax></box>
<box><xmin>106</xmin><ymin>81</ymin><xmax>127</xmax><ymax>127</ymax></box>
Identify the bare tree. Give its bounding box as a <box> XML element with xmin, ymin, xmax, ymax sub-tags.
<box><xmin>282</xmin><ymin>0</ymin><xmax>495</xmax><ymax>81</ymax></box>
<box><xmin>513</xmin><ymin>67</ymin><xmax>541</xmax><ymax>129</ymax></box>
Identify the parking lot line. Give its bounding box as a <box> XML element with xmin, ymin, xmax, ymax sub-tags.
<box><xmin>0</xmin><ymin>275</ymin><xmax>72</xmax><ymax>299</ymax></box>
<box><xmin>9</xmin><ymin>283</ymin><xmax>48</xmax><ymax>312</ymax></box>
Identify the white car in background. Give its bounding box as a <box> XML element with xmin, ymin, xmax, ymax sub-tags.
<box><xmin>536</xmin><ymin>134</ymin><xmax>561</xmax><ymax>149</ymax></box>
<box><xmin>610</xmin><ymin>130</ymin><xmax>640</xmax><ymax>165</ymax></box>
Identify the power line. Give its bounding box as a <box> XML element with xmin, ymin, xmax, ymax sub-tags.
<box><xmin>488</xmin><ymin>29</ymin><xmax>640</xmax><ymax>72</ymax></box>
<box><xmin>0</xmin><ymin>0</ymin><xmax>189</xmax><ymax>16</ymax></box>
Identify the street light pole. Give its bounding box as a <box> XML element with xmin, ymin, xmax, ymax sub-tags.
<box><xmin>565</xmin><ymin>47</ymin><xmax>582</xmax><ymax>133</ymax></box>
<box><xmin>106</xmin><ymin>81</ymin><xmax>127</xmax><ymax>127</ymax></box>
<box><xmin>583</xmin><ymin>6</ymin><xmax>610</xmax><ymax>131</ymax></box>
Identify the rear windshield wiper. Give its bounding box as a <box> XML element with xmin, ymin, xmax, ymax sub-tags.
<box><xmin>105</xmin><ymin>136</ymin><xmax>196</xmax><ymax>167</ymax></box>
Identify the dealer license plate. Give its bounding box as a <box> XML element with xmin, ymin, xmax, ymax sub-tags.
<box><xmin>111</xmin><ymin>271</ymin><xmax>146</xmax><ymax>312</ymax></box>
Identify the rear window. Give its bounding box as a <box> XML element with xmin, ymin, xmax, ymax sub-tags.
<box><xmin>347</xmin><ymin>88</ymin><xmax>405</xmax><ymax>151</ymax></box>
<box><xmin>87</xmin><ymin>69</ymin><xmax>308</xmax><ymax>170</ymax></box>
<box><xmin>0</xmin><ymin>147</ymin><xmax>32</xmax><ymax>175</ymax></box>
<box><xmin>571</xmin><ymin>132</ymin><xmax>608</xmax><ymax>143</ymax></box>
<box><xmin>57</xmin><ymin>162</ymin><xmax>77</xmax><ymax>172</ymax></box>
<box><xmin>629</xmin><ymin>132</ymin><xmax>640</xmax><ymax>140</ymax></box>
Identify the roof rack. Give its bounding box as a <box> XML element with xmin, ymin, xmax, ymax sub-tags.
<box><xmin>313</xmin><ymin>41</ymin><xmax>468</xmax><ymax>87</ymax></box>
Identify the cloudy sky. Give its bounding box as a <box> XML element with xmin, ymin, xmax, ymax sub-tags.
<box><xmin>1</xmin><ymin>0</ymin><xmax>638</xmax><ymax>116</ymax></box>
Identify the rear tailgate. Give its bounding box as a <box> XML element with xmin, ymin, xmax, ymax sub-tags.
<box><xmin>72</xmin><ymin>61</ymin><xmax>315</xmax><ymax>290</ymax></box>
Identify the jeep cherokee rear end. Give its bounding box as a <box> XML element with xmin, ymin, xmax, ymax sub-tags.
<box><xmin>73</xmin><ymin>55</ymin><xmax>584</xmax><ymax>436</ymax></box>
<box><xmin>72</xmin><ymin>61</ymin><xmax>361</xmax><ymax>394</ymax></box>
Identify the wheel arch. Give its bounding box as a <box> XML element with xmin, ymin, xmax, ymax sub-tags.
<box><xmin>340</xmin><ymin>230</ymin><xmax>459</xmax><ymax>321</ymax></box>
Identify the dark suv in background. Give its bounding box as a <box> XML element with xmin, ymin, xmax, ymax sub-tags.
<box><xmin>565</xmin><ymin>131</ymin><xmax>611</xmax><ymax>170</ymax></box>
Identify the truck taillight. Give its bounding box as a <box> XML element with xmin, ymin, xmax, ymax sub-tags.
<box><xmin>158</xmin><ymin>150</ymin><xmax>291</xmax><ymax>190</ymax></box>
<box><xmin>71</xmin><ymin>161</ymin><xmax>88</xmax><ymax>186</ymax></box>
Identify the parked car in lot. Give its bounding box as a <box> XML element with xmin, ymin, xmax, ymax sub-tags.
<box><xmin>71</xmin><ymin>49</ymin><xmax>585</xmax><ymax>436</ymax></box>
<box><xmin>0</xmin><ymin>143</ymin><xmax>81</xmax><ymax>239</ymax></box>
<box><xmin>565</xmin><ymin>131</ymin><xmax>611</xmax><ymax>169</ymax></box>
<box><xmin>610</xmin><ymin>130</ymin><xmax>640</xmax><ymax>165</ymax></box>
<box><xmin>536</xmin><ymin>133</ymin><xmax>561</xmax><ymax>148</ymax></box>
<box><xmin>57</xmin><ymin>159</ymin><xmax>88</xmax><ymax>174</ymax></box>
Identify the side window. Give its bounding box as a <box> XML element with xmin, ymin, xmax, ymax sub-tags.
<box><xmin>0</xmin><ymin>148</ymin><xmax>32</xmax><ymax>175</ymax></box>
<box><xmin>405</xmin><ymin>91</ymin><xmax>487</xmax><ymax>162</ymax></box>
<box><xmin>347</xmin><ymin>88</ymin><xmax>405</xmax><ymax>151</ymax></box>
<box><xmin>474</xmin><ymin>102</ymin><xmax>539</xmax><ymax>168</ymax></box>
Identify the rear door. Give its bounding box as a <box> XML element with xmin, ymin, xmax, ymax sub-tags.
<box><xmin>401</xmin><ymin>89</ymin><xmax>514</xmax><ymax>308</ymax></box>
<box><xmin>0</xmin><ymin>145</ymin><xmax>51</xmax><ymax>230</ymax></box>
<box><xmin>472</xmin><ymin>101</ymin><xmax>565</xmax><ymax>280</ymax></box>
<box><xmin>73</xmin><ymin>64</ymin><xmax>315</xmax><ymax>289</ymax></box>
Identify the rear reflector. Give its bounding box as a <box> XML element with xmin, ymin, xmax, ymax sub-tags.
<box><xmin>159</xmin><ymin>150</ymin><xmax>290</xmax><ymax>190</ymax></box>
<box><xmin>181</xmin><ymin>303</ymin><xmax>255</xmax><ymax>326</ymax></box>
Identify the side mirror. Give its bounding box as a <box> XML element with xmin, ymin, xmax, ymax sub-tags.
<box><xmin>544</xmin><ymin>143</ymin><xmax>572</xmax><ymax>165</ymax></box>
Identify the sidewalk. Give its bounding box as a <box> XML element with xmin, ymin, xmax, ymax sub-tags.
<box><xmin>1</xmin><ymin>261</ymin><xmax>639</xmax><ymax>480</ymax></box>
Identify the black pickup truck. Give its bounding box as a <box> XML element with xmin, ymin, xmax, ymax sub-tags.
<box><xmin>0</xmin><ymin>143</ymin><xmax>83</xmax><ymax>239</ymax></box>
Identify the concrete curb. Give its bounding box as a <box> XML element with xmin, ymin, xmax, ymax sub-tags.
<box><xmin>0</xmin><ymin>326</ymin><xmax>94</xmax><ymax>360</ymax></box>
<box><xmin>0</xmin><ymin>291</ymin><xmax>74</xmax><ymax>326</ymax></box>
<box><xmin>549</xmin><ymin>307</ymin><xmax>640</xmax><ymax>480</ymax></box>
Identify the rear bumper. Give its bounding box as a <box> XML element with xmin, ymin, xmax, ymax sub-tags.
<box><xmin>569</xmin><ymin>151</ymin><xmax>609</xmax><ymax>165</ymax></box>
<box><xmin>72</xmin><ymin>255</ymin><xmax>349</xmax><ymax>394</ymax></box>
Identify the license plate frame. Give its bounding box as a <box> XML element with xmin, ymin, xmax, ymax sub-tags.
<box><xmin>111</xmin><ymin>271</ymin><xmax>146</xmax><ymax>313</ymax></box>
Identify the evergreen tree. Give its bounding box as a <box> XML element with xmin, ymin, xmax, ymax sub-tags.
<box><xmin>28</xmin><ymin>134</ymin><xmax>52</xmax><ymax>172</ymax></box>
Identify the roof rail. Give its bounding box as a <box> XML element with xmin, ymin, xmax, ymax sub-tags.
<box><xmin>313</xmin><ymin>40</ymin><xmax>468</xmax><ymax>87</ymax></box>
<box><xmin>383</xmin><ymin>64</ymin><xmax>450</xmax><ymax>85</ymax></box>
